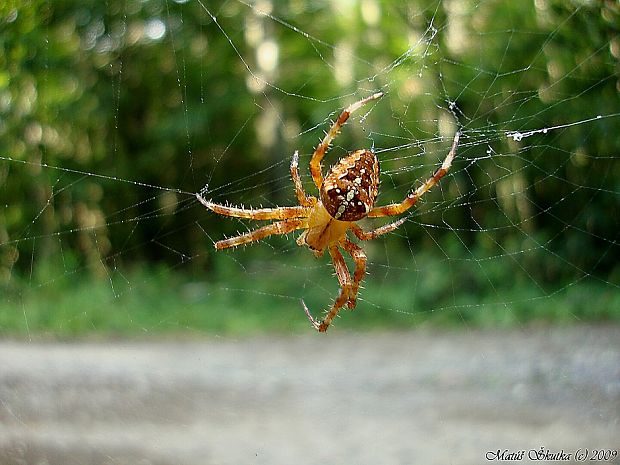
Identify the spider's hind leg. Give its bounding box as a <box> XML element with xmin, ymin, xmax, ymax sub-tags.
<box><xmin>367</xmin><ymin>130</ymin><xmax>460</xmax><ymax>218</ymax></box>
<box><xmin>309</xmin><ymin>92</ymin><xmax>384</xmax><ymax>190</ymax></box>
<box><xmin>291</xmin><ymin>151</ymin><xmax>313</xmax><ymax>207</ymax></box>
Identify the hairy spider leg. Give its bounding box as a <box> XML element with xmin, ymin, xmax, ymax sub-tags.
<box><xmin>340</xmin><ymin>238</ymin><xmax>367</xmax><ymax>309</ymax></box>
<box><xmin>290</xmin><ymin>150</ymin><xmax>313</xmax><ymax>207</ymax></box>
<box><xmin>329</xmin><ymin>244</ymin><xmax>352</xmax><ymax>293</ymax></box>
<box><xmin>349</xmin><ymin>216</ymin><xmax>408</xmax><ymax>241</ymax></box>
<box><xmin>302</xmin><ymin>288</ymin><xmax>350</xmax><ymax>333</ymax></box>
<box><xmin>195</xmin><ymin>148</ymin><xmax>314</xmax><ymax>220</ymax></box>
<box><xmin>302</xmin><ymin>245</ymin><xmax>350</xmax><ymax>331</ymax></box>
<box><xmin>302</xmin><ymin>239</ymin><xmax>368</xmax><ymax>332</ymax></box>
<box><xmin>211</xmin><ymin>218</ymin><xmax>306</xmax><ymax>250</ymax></box>
<box><xmin>196</xmin><ymin>194</ymin><xmax>309</xmax><ymax>220</ymax></box>
<box><xmin>309</xmin><ymin>92</ymin><xmax>384</xmax><ymax>190</ymax></box>
<box><xmin>368</xmin><ymin>130</ymin><xmax>460</xmax><ymax>218</ymax></box>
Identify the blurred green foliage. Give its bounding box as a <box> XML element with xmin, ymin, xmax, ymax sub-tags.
<box><xmin>0</xmin><ymin>0</ymin><xmax>619</xmax><ymax>333</ymax></box>
<box><xmin>2</xmin><ymin>255</ymin><xmax>619</xmax><ymax>337</ymax></box>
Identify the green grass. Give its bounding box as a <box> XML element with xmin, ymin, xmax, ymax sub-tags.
<box><xmin>1</xmin><ymin>251</ymin><xmax>619</xmax><ymax>338</ymax></box>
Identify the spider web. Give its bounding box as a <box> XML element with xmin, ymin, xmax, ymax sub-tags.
<box><xmin>1</xmin><ymin>0</ymin><xmax>618</xmax><ymax>332</ymax></box>
<box><xmin>194</xmin><ymin>0</ymin><xmax>618</xmax><ymax>329</ymax></box>
<box><xmin>0</xmin><ymin>1</ymin><xmax>619</xmax><ymax>462</ymax></box>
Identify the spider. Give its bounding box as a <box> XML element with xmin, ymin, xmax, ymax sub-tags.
<box><xmin>197</xmin><ymin>92</ymin><xmax>460</xmax><ymax>332</ymax></box>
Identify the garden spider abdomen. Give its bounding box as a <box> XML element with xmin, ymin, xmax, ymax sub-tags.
<box><xmin>320</xmin><ymin>149</ymin><xmax>379</xmax><ymax>221</ymax></box>
<box><xmin>197</xmin><ymin>92</ymin><xmax>460</xmax><ymax>332</ymax></box>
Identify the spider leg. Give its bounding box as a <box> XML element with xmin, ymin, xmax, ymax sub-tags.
<box><xmin>302</xmin><ymin>289</ymin><xmax>350</xmax><ymax>333</ymax></box>
<box><xmin>212</xmin><ymin>218</ymin><xmax>306</xmax><ymax>250</ymax></box>
<box><xmin>301</xmin><ymin>244</ymin><xmax>352</xmax><ymax>332</ymax></box>
<box><xmin>290</xmin><ymin>150</ymin><xmax>312</xmax><ymax>207</ymax></box>
<box><xmin>329</xmin><ymin>244</ymin><xmax>352</xmax><ymax>291</ymax></box>
<box><xmin>368</xmin><ymin>130</ymin><xmax>460</xmax><ymax>218</ymax></box>
<box><xmin>196</xmin><ymin>193</ymin><xmax>309</xmax><ymax>220</ymax></box>
<box><xmin>309</xmin><ymin>92</ymin><xmax>384</xmax><ymax>190</ymax></box>
<box><xmin>349</xmin><ymin>217</ymin><xmax>408</xmax><ymax>241</ymax></box>
<box><xmin>340</xmin><ymin>238</ymin><xmax>367</xmax><ymax>310</ymax></box>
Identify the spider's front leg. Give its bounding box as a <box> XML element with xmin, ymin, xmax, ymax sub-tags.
<box><xmin>302</xmin><ymin>240</ymin><xmax>367</xmax><ymax>332</ymax></box>
<box><xmin>302</xmin><ymin>245</ymin><xmax>351</xmax><ymax>332</ymax></box>
<box><xmin>329</xmin><ymin>244</ymin><xmax>352</xmax><ymax>297</ymax></box>
<box><xmin>302</xmin><ymin>289</ymin><xmax>350</xmax><ymax>333</ymax></box>
<box><xmin>340</xmin><ymin>238</ymin><xmax>367</xmax><ymax>309</ymax></box>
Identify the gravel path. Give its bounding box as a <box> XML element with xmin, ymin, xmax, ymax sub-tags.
<box><xmin>1</xmin><ymin>326</ymin><xmax>618</xmax><ymax>465</ymax></box>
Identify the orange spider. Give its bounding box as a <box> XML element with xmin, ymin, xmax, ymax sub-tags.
<box><xmin>197</xmin><ymin>92</ymin><xmax>460</xmax><ymax>332</ymax></box>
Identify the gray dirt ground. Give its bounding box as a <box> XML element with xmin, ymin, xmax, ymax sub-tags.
<box><xmin>0</xmin><ymin>326</ymin><xmax>619</xmax><ymax>465</ymax></box>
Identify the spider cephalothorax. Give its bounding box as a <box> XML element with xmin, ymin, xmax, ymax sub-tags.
<box><xmin>197</xmin><ymin>92</ymin><xmax>460</xmax><ymax>332</ymax></box>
